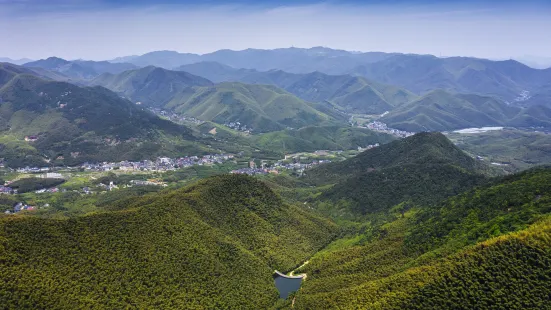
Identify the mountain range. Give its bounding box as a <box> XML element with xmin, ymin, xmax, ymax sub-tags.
<box><xmin>176</xmin><ymin>62</ymin><xmax>417</xmax><ymax>114</ymax></box>
<box><xmin>0</xmin><ymin>57</ymin><xmax>34</xmax><ymax>65</ymax></box>
<box><xmin>91</xmin><ymin>66</ymin><xmax>347</xmax><ymax>132</ymax></box>
<box><xmin>23</xmin><ymin>57</ymin><xmax>138</xmax><ymax>80</ymax></box>
<box><xmin>90</xmin><ymin>62</ymin><xmax>551</xmax><ymax>132</ymax></box>
<box><xmin>0</xmin><ymin>63</ymin><xmax>213</xmax><ymax>167</ymax></box>
<box><xmin>107</xmin><ymin>47</ymin><xmax>551</xmax><ymax>102</ymax></box>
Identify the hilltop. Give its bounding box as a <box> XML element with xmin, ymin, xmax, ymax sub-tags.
<box><xmin>0</xmin><ymin>174</ymin><xmax>337</xmax><ymax>309</ymax></box>
<box><xmin>169</xmin><ymin>82</ymin><xmax>342</xmax><ymax>132</ymax></box>
<box><xmin>306</xmin><ymin>132</ymin><xmax>488</xmax><ymax>214</ymax></box>
<box><xmin>90</xmin><ymin>66</ymin><xmax>214</xmax><ymax>107</ymax></box>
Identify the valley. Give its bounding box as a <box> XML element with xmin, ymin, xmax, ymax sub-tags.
<box><xmin>2</xmin><ymin>42</ymin><xmax>551</xmax><ymax>309</ymax></box>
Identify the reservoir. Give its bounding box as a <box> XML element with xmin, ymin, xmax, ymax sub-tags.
<box><xmin>274</xmin><ymin>270</ymin><xmax>304</xmax><ymax>299</ymax></box>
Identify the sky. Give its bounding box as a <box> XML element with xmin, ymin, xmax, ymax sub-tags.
<box><xmin>1</xmin><ymin>0</ymin><xmax>551</xmax><ymax>61</ymax></box>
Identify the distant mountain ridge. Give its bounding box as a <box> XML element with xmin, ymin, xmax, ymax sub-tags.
<box><xmin>177</xmin><ymin>62</ymin><xmax>417</xmax><ymax>114</ymax></box>
<box><xmin>112</xmin><ymin>47</ymin><xmax>551</xmax><ymax>102</ymax></box>
<box><xmin>23</xmin><ymin>57</ymin><xmax>137</xmax><ymax>80</ymax></box>
<box><xmin>0</xmin><ymin>57</ymin><xmax>34</xmax><ymax>65</ymax></box>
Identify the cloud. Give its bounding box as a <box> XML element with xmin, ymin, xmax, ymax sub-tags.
<box><xmin>1</xmin><ymin>1</ymin><xmax>550</xmax><ymax>60</ymax></box>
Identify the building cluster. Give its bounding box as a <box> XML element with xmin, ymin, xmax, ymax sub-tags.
<box><xmin>34</xmin><ymin>187</ymin><xmax>60</xmax><ymax>194</ymax></box>
<box><xmin>365</xmin><ymin>121</ymin><xmax>415</xmax><ymax>138</ymax></box>
<box><xmin>231</xmin><ymin>168</ymin><xmax>276</xmax><ymax>175</ymax></box>
<box><xmin>12</xmin><ymin>154</ymin><xmax>234</xmax><ymax>174</ymax></box>
<box><xmin>357</xmin><ymin>143</ymin><xmax>380</xmax><ymax>152</ymax></box>
<box><xmin>0</xmin><ymin>186</ymin><xmax>13</xmax><ymax>194</ymax></box>
<box><xmin>6</xmin><ymin>202</ymin><xmax>36</xmax><ymax>214</ymax></box>
<box><xmin>82</xmin><ymin>154</ymin><xmax>234</xmax><ymax>172</ymax></box>
<box><xmin>231</xmin><ymin>159</ymin><xmax>331</xmax><ymax>176</ymax></box>
<box><xmin>224</xmin><ymin>121</ymin><xmax>251</xmax><ymax>133</ymax></box>
<box><xmin>148</xmin><ymin>108</ymin><xmax>204</xmax><ymax>125</ymax></box>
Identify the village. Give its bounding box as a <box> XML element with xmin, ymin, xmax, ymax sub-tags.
<box><xmin>363</xmin><ymin>121</ymin><xmax>415</xmax><ymax>138</ymax></box>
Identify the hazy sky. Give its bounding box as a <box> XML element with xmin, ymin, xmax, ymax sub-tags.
<box><xmin>1</xmin><ymin>0</ymin><xmax>551</xmax><ymax>60</ymax></box>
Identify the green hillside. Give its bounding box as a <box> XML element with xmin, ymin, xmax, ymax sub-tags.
<box><xmin>0</xmin><ymin>174</ymin><xmax>337</xmax><ymax>309</ymax></box>
<box><xmin>448</xmin><ymin>129</ymin><xmax>551</xmax><ymax>172</ymax></box>
<box><xmin>169</xmin><ymin>82</ymin><xmax>340</xmax><ymax>132</ymax></box>
<box><xmin>177</xmin><ymin>63</ymin><xmax>417</xmax><ymax>114</ymax></box>
<box><xmin>381</xmin><ymin>90</ymin><xmax>551</xmax><ymax>132</ymax></box>
<box><xmin>306</xmin><ymin>132</ymin><xmax>489</xmax><ymax>214</ymax></box>
<box><xmin>292</xmin><ymin>167</ymin><xmax>551</xmax><ymax>309</ymax></box>
<box><xmin>90</xmin><ymin>66</ymin><xmax>213</xmax><ymax>107</ymax></box>
<box><xmin>253</xmin><ymin>125</ymin><xmax>395</xmax><ymax>154</ymax></box>
<box><xmin>0</xmin><ymin>66</ymin><xmax>213</xmax><ymax>167</ymax></box>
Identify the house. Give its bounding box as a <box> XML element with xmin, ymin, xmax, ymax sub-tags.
<box><xmin>46</xmin><ymin>172</ymin><xmax>63</xmax><ymax>179</ymax></box>
<box><xmin>24</xmin><ymin>135</ymin><xmax>38</xmax><ymax>142</ymax></box>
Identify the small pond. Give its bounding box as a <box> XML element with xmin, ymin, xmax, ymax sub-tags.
<box><xmin>274</xmin><ymin>273</ymin><xmax>303</xmax><ymax>299</ymax></box>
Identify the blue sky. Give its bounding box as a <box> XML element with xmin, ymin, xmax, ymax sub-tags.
<box><xmin>1</xmin><ymin>0</ymin><xmax>550</xmax><ymax>61</ymax></box>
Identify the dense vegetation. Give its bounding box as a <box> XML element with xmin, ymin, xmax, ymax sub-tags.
<box><xmin>291</xmin><ymin>167</ymin><xmax>551</xmax><ymax>309</ymax></box>
<box><xmin>305</xmin><ymin>132</ymin><xmax>488</xmax><ymax>214</ymax></box>
<box><xmin>92</xmin><ymin>66</ymin><xmax>346</xmax><ymax>132</ymax></box>
<box><xmin>9</xmin><ymin>177</ymin><xmax>65</xmax><ymax>193</ymax></box>
<box><xmin>0</xmin><ymin>174</ymin><xmax>337</xmax><ymax>309</ymax></box>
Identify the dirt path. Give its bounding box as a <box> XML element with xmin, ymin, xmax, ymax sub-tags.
<box><xmin>289</xmin><ymin>260</ymin><xmax>310</xmax><ymax>278</ymax></box>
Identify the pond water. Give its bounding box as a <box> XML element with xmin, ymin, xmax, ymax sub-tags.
<box><xmin>274</xmin><ymin>275</ymin><xmax>303</xmax><ymax>299</ymax></box>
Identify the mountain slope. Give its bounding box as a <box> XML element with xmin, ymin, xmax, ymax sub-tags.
<box><xmin>90</xmin><ymin>66</ymin><xmax>214</xmax><ymax>107</ymax></box>
<box><xmin>351</xmin><ymin>55</ymin><xmax>551</xmax><ymax>100</ymax></box>
<box><xmin>168</xmin><ymin>82</ymin><xmax>340</xmax><ymax>132</ymax></box>
<box><xmin>381</xmin><ymin>90</ymin><xmax>521</xmax><ymax>131</ymax></box>
<box><xmin>0</xmin><ymin>174</ymin><xmax>337</xmax><ymax>309</ymax></box>
<box><xmin>294</xmin><ymin>167</ymin><xmax>551</xmax><ymax>309</ymax></box>
<box><xmin>0</xmin><ymin>65</ymin><xmax>210</xmax><ymax>167</ymax></box>
<box><xmin>177</xmin><ymin>62</ymin><xmax>417</xmax><ymax>114</ymax></box>
<box><xmin>253</xmin><ymin>125</ymin><xmax>396</xmax><ymax>154</ymax></box>
<box><xmin>306</xmin><ymin>132</ymin><xmax>488</xmax><ymax>214</ymax></box>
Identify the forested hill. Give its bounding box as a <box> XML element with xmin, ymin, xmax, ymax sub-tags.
<box><xmin>306</xmin><ymin>132</ymin><xmax>489</xmax><ymax>214</ymax></box>
<box><xmin>0</xmin><ymin>174</ymin><xmax>337</xmax><ymax>309</ymax></box>
<box><xmin>0</xmin><ymin>65</ymin><xmax>211</xmax><ymax>167</ymax></box>
<box><xmin>90</xmin><ymin>66</ymin><xmax>214</xmax><ymax>107</ymax></box>
<box><xmin>293</xmin><ymin>166</ymin><xmax>551</xmax><ymax>309</ymax></box>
